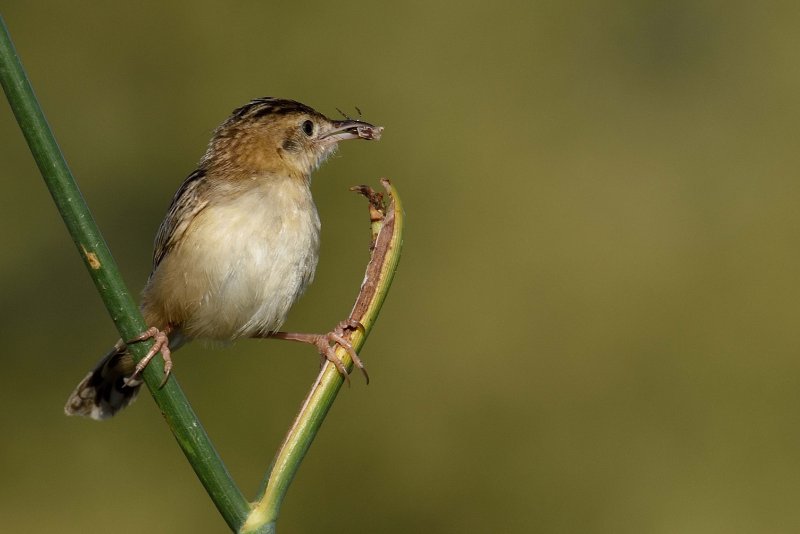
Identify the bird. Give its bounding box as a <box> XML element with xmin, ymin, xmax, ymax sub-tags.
<box><xmin>64</xmin><ymin>97</ymin><xmax>383</xmax><ymax>420</ymax></box>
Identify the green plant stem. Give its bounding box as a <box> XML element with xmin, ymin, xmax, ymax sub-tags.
<box><xmin>2</xmin><ymin>16</ymin><xmax>403</xmax><ymax>533</ymax></box>
<box><xmin>241</xmin><ymin>180</ymin><xmax>404</xmax><ymax>533</ymax></box>
<box><xmin>0</xmin><ymin>17</ymin><xmax>249</xmax><ymax>530</ymax></box>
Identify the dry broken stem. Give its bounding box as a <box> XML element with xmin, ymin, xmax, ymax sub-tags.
<box><xmin>242</xmin><ymin>178</ymin><xmax>403</xmax><ymax>533</ymax></box>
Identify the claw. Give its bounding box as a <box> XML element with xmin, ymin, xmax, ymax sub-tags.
<box><xmin>338</xmin><ymin>318</ymin><xmax>365</xmax><ymax>335</ymax></box>
<box><xmin>312</xmin><ymin>330</ymin><xmax>369</xmax><ymax>385</ymax></box>
<box><xmin>265</xmin><ymin>318</ymin><xmax>369</xmax><ymax>384</ymax></box>
<box><xmin>327</xmin><ymin>329</ymin><xmax>369</xmax><ymax>384</ymax></box>
<box><xmin>316</xmin><ymin>337</ymin><xmax>352</xmax><ymax>386</ymax></box>
<box><xmin>124</xmin><ymin>326</ymin><xmax>172</xmax><ymax>388</ymax></box>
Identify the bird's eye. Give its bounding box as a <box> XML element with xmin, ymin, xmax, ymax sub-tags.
<box><xmin>302</xmin><ymin>120</ymin><xmax>314</xmax><ymax>136</ymax></box>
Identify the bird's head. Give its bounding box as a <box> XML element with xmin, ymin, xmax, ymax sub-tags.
<box><xmin>202</xmin><ymin>97</ymin><xmax>382</xmax><ymax>180</ymax></box>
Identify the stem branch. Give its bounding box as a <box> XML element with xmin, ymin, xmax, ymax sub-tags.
<box><xmin>0</xmin><ymin>16</ymin><xmax>249</xmax><ymax>530</ymax></box>
<box><xmin>241</xmin><ymin>180</ymin><xmax>404</xmax><ymax>533</ymax></box>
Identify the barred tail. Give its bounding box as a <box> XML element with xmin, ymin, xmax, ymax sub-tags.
<box><xmin>64</xmin><ymin>341</ymin><xmax>142</xmax><ymax>420</ymax></box>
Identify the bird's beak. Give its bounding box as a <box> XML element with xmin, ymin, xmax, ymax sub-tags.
<box><xmin>320</xmin><ymin>119</ymin><xmax>383</xmax><ymax>143</ymax></box>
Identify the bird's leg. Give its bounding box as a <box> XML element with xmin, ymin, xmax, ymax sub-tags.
<box><xmin>259</xmin><ymin>319</ymin><xmax>369</xmax><ymax>384</ymax></box>
<box><xmin>124</xmin><ymin>325</ymin><xmax>174</xmax><ymax>388</ymax></box>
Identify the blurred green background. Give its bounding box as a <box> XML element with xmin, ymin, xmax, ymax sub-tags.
<box><xmin>2</xmin><ymin>2</ymin><xmax>800</xmax><ymax>533</ymax></box>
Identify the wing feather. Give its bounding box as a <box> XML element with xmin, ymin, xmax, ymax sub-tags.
<box><xmin>151</xmin><ymin>169</ymin><xmax>210</xmax><ymax>275</ymax></box>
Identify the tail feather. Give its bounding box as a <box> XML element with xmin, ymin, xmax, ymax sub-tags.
<box><xmin>64</xmin><ymin>341</ymin><xmax>143</xmax><ymax>420</ymax></box>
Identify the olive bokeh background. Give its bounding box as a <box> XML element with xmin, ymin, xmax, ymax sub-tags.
<box><xmin>3</xmin><ymin>3</ymin><xmax>800</xmax><ymax>533</ymax></box>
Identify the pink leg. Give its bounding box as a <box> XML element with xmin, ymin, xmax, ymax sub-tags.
<box><xmin>124</xmin><ymin>326</ymin><xmax>173</xmax><ymax>388</ymax></box>
<box><xmin>266</xmin><ymin>320</ymin><xmax>368</xmax><ymax>384</ymax></box>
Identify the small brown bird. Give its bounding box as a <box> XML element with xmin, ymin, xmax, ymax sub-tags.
<box><xmin>64</xmin><ymin>97</ymin><xmax>383</xmax><ymax>420</ymax></box>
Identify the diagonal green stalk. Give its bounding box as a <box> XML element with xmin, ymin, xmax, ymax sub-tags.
<box><xmin>2</xmin><ymin>16</ymin><xmax>403</xmax><ymax>533</ymax></box>
<box><xmin>241</xmin><ymin>181</ymin><xmax>404</xmax><ymax>533</ymax></box>
<box><xmin>0</xmin><ymin>17</ymin><xmax>249</xmax><ymax>530</ymax></box>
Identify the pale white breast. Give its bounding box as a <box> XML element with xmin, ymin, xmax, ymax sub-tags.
<box><xmin>146</xmin><ymin>177</ymin><xmax>320</xmax><ymax>340</ymax></box>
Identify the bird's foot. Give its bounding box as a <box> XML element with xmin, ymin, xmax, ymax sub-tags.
<box><xmin>270</xmin><ymin>319</ymin><xmax>368</xmax><ymax>385</ymax></box>
<box><xmin>124</xmin><ymin>326</ymin><xmax>173</xmax><ymax>388</ymax></box>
